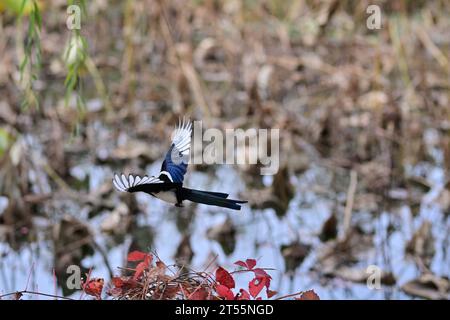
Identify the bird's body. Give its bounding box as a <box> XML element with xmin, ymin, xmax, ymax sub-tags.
<box><xmin>113</xmin><ymin>118</ymin><xmax>247</xmax><ymax>210</ymax></box>
<box><xmin>153</xmin><ymin>190</ymin><xmax>178</xmax><ymax>205</ymax></box>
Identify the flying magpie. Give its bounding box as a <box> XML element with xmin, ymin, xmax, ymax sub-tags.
<box><xmin>112</xmin><ymin>118</ymin><xmax>247</xmax><ymax>210</ymax></box>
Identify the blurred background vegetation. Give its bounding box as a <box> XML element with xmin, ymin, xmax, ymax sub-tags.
<box><xmin>0</xmin><ymin>0</ymin><xmax>449</xmax><ymax>299</ymax></box>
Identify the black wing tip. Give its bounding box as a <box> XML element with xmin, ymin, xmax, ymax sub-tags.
<box><xmin>226</xmin><ymin>199</ymin><xmax>248</xmax><ymax>210</ymax></box>
<box><xmin>233</xmin><ymin>200</ymin><xmax>248</xmax><ymax>210</ymax></box>
<box><xmin>228</xmin><ymin>199</ymin><xmax>247</xmax><ymax>204</ymax></box>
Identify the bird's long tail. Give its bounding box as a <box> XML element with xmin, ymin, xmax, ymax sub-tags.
<box><xmin>182</xmin><ymin>188</ymin><xmax>247</xmax><ymax>210</ymax></box>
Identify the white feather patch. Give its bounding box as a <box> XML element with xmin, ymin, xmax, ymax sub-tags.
<box><xmin>112</xmin><ymin>173</ymin><xmax>163</xmax><ymax>192</ymax></box>
<box><xmin>171</xmin><ymin>117</ymin><xmax>192</xmax><ymax>156</ymax></box>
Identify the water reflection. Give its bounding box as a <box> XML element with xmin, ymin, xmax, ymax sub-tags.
<box><xmin>1</xmin><ymin>157</ymin><xmax>448</xmax><ymax>299</ymax></box>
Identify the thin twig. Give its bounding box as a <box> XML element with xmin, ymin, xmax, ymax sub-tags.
<box><xmin>274</xmin><ymin>291</ymin><xmax>304</xmax><ymax>300</ymax></box>
<box><xmin>24</xmin><ymin>262</ymin><xmax>35</xmax><ymax>292</ymax></box>
<box><xmin>229</xmin><ymin>268</ymin><xmax>276</xmax><ymax>275</ymax></box>
<box><xmin>0</xmin><ymin>290</ymin><xmax>73</xmax><ymax>300</ymax></box>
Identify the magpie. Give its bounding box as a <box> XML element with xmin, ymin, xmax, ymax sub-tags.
<box><xmin>112</xmin><ymin>118</ymin><xmax>247</xmax><ymax>210</ymax></box>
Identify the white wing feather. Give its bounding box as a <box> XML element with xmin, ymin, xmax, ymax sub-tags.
<box><xmin>112</xmin><ymin>173</ymin><xmax>163</xmax><ymax>192</ymax></box>
<box><xmin>171</xmin><ymin>117</ymin><xmax>192</xmax><ymax>157</ymax></box>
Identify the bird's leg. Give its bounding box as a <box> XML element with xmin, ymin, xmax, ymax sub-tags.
<box><xmin>175</xmin><ymin>188</ymin><xmax>184</xmax><ymax>207</ymax></box>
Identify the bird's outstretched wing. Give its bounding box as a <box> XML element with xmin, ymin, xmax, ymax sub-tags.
<box><xmin>160</xmin><ymin>118</ymin><xmax>192</xmax><ymax>183</ymax></box>
<box><xmin>112</xmin><ymin>173</ymin><xmax>178</xmax><ymax>193</ymax></box>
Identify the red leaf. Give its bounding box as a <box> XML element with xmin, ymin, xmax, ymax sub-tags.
<box><xmin>216</xmin><ymin>284</ymin><xmax>234</xmax><ymax>300</ymax></box>
<box><xmin>264</xmin><ymin>275</ymin><xmax>271</xmax><ymax>289</ymax></box>
<box><xmin>236</xmin><ymin>289</ymin><xmax>251</xmax><ymax>300</ymax></box>
<box><xmin>128</xmin><ymin>252</ymin><xmax>152</xmax><ymax>280</ymax></box>
<box><xmin>246</xmin><ymin>259</ymin><xmax>257</xmax><ymax>270</ymax></box>
<box><xmin>253</xmin><ymin>268</ymin><xmax>270</xmax><ymax>279</ymax></box>
<box><xmin>252</xmin><ymin>270</ymin><xmax>272</xmax><ymax>290</ymax></box>
<box><xmin>249</xmin><ymin>277</ymin><xmax>266</xmax><ymax>298</ymax></box>
<box><xmin>266</xmin><ymin>289</ymin><xmax>277</xmax><ymax>298</ymax></box>
<box><xmin>107</xmin><ymin>276</ymin><xmax>139</xmax><ymax>297</ymax></box>
<box><xmin>296</xmin><ymin>290</ymin><xmax>320</xmax><ymax>300</ymax></box>
<box><xmin>83</xmin><ymin>278</ymin><xmax>104</xmax><ymax>299</ymax></box>
<box><xmin>133</xmin><ymin>261</ymin><xmax>147</xmax><ymax>280</ymax></box>
<box><xmin>215</xmin><ymin>267</ymin><xmax>235</xmax><ymax>289</ymax></box>
<box><xmin>188</xmin><ymin>287</ymin><xmax>209</xmax><ymax>300</ymax></box>
<box><xmin>234</xmin><ymin>260</ymin><xmax>247</xmax><ymax>268</ymax></box>
<box><xmin>111</xmin><ymin>277</ymin><xmax>124</xmax><ymax>288</ymax></box>
<box><xmin>234</xmin><ymin>259</ymin><xmax>257</xmax><ymax>270</ymax></box>
<box><xmin>127</xmin><ymin>251</ymin><xmax>148</xmax><ymax>262</ymax></box>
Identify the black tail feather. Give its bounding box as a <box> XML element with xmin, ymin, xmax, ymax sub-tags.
<box><xmin>182</xmin><ymin>188</ymin><xmax>247</xmax><ymax>210</ymax></box>
<box><xmin>200</xmin><ymin>190</ymin><xmax>229</xmax><ymax>198</ymax></box>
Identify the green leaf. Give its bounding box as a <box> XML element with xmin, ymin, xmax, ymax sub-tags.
<box><xmin>0</xmin><ymin>128</ymin><xmax>13</xmax><ymax>157</ymax></box>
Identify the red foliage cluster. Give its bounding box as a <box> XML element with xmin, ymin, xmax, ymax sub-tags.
<box><xmin>82</xmin><ymin>273</ymin><xmax>104</xmax><ymax>300</ymax></box>
<box><xmin>81</xmin><ymin>252</ymin><xmax>319</xmax><ymax>300</ymax></box>
<box><xmin>215</xmin><ymin>259</ymin><xmax>275</xmax><ymax>300</ymax></box>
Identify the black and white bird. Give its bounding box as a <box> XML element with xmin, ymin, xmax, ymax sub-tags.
<box><xmin>112</xmin><ymin>118</ymin><xmax>247</xmax><ymax>210</ymax></box>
